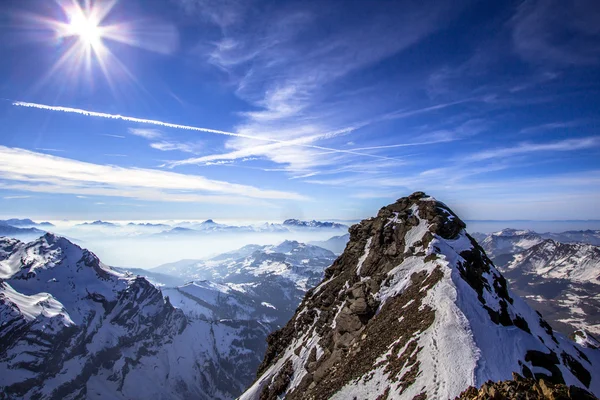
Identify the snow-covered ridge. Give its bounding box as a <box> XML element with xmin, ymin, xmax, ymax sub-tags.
<box><xmin>0</xmin><ymin>234</ymin><xmax>268</xmax><ymax>399</ymax></box>
<box><xmin>241</xmin><ymin>192</ymin><xmax>600</xmax><ymax>400</ymax></box>
<box><xmin>507</xmin><ymin>239</ymin><xmax>600</xmax><ymax>285</ymax></box>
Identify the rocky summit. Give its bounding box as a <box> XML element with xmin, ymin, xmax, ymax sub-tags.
<box><xmin>240</xmin><ymin>192</ymin><xmax>600</xmax><ymax>400</ymax></box>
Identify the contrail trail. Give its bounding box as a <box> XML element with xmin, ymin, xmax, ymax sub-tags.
<box><xmin>12</xmin><ymin>101</ymin><xmax>399</xmax><ymax>161</ymax></box>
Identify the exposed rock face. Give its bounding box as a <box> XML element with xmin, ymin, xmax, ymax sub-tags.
<box><xmin>240</xmin><ymin>192</ymin><xmax>600</xmax><ymax>400</ymax></box>
<box><xmin>456</xmin><ymin>373</ymin><xmax>597</xmax><ymax>400</ymax></box>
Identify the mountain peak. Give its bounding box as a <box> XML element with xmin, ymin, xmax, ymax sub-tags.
<box><xmin>492</xmin><ymin>228</ymin><xmax>538</xmax><ymax>237</ymax></box>
<box><xmin>241</xmin><ymin>192</ymin><xmax>600</xmax><ymax>400</ymax></box>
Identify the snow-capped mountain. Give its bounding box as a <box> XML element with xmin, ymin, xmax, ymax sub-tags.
<box><xmin>241</xmin><ymin>192</ymin><xmax>600</xmax><ymax>400</ymax></box>
<box><xmin>153</xmin><ymin>241</ymin><xmax>337</xmax><ymax>328</ymax></box>
<box><xmin>506</xmin><ymin>240</ymin><xmax>600</xmax><ymax>285</ymax></box>
<box><xmin>501</xmin><ymin>239</ymin><xmax>600</xmax><ymax>336</ymax></box>
<box><xmin>308</xmin><ymin>233</ymin><xmax>350</xmax><ymax>255</ymax></box>
<box><xmin>0</xmin><ymin>234</ymin><xmax>269</xmax><ymax>399</ymax></box>
<box><xmin>480</xmin><ymin>228</ymin><xmax>544</xmax><ymax>265</ymax></box>
<box><xmin>154</xmin><ymin>240</ymin><xmax>336</xmax><ymax>290</ymax></box>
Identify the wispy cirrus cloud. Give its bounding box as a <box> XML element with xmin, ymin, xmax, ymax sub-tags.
<box><xmin>465</xmin><ymin>137</ymin><xmax>600</xmax><ymax>162</ymax></box>
<box><xmin>519</xmin><ymin>120</ymin><xmax>586</xmax><ymax>134</ymax></box>
<box><xmin>13</xmin><ymin>101</ymin><xmax>397</xmax><ymax>161</ymax></box>
<box><xmin>150</xmin><ymin>141</ymin><xmax>203</xmax><ymax>154</ymax></box>
<box><xmin>35</xmin><ymin>147</ymin><xmax>65</xmax><ymax>152</ymax></box>
<box><xmin>512</xmin><ymin>0</ymin><xmax>600</xmax><ymax>66</ymax></box>
<box><xmin>171</xmin><ymin>0</ymin><xmax>474</xmax><ymax>176</ymax></box>
<box><xmin>0</xmin><ymin>146</ymin><xmax>307</xmax><ymax>203</ymax></box>
<box><xmin>129</xmin><ymin>128</ymin><xmax>163</xmax><ymax>140</ymax></box>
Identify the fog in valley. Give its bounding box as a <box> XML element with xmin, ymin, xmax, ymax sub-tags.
<box><xmin>34</xmin><ymin>220</ymin><xmax>352</xmax><ymax>269</ymax></box>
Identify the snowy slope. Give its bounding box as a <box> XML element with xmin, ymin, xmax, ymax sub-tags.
<box><xmin>241</xmin><ymin>192</ymin><xmax>600</xmax><ymax>400</ymax></box>
<box><xmin>507</xmin><ymin>240</ymin><xmax>600</xmax><ymax>284</ymax></box>
<box><xmin>0</xmin><ymin>234</ymin><xmax>267</xmax><ymax>399</ymax></box>
<box><xmin>501</xmin><ymin>239</ymin><xmax>600</xmax><ymax>336</ymax></box>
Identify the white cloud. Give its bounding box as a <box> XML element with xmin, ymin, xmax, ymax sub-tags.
<box><xmin>150</xmin><ymin>141</ymin><xmax>202</xmax><ymax>154</ymax></box>
<box><xmin>3</xmin><ymin>195</ymin><xmax>32</xmax><ymax>199</ymax></box>
<box><xmin>0</xmin><ymin>146</ymin><xmax>308</xmax><ymax>203</ymax></box>
<box><xmin>129</xmin><ymin>128</ymin><xmax>163</xmax><ymax>139</ymax></box>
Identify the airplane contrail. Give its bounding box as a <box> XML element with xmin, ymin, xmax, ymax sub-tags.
<box><xmin>12</xmin><ymin>101</ymin><xmax>399</xmax><ymax>161</ymax></box>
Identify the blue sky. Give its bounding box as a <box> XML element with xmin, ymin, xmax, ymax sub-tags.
<box><xmin>0</xmin><ymin>0</ymin><xmax>599</xmax><ymax>221</ymax></box>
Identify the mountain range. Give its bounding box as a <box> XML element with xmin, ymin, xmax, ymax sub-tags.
<box><xmin>0</xmin><ymin>234</ymin><xmax>272</xmax><ymax>399</ymax></box>
<box><xmin>1</xmin><ymin>197</ymin><xmax>600</xmax><ymax>399</ymax></box>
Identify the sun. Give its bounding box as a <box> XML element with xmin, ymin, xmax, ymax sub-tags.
<box><xmin>67</xmin><ymin>12</ymin><xmax>103</xmax><ymax>49</ymax></box>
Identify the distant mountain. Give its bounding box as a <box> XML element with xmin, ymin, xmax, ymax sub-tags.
<box><xmin>507</xmin><ymin>240</ymin><xmax>600</xmax><ymax>285</ymax></box>
<box><xmin>77</xmin><ymin>220</ymin><xmax>117</xmax><ymax>226</ymax></box>
<box><xmin>0</xmin><ymin>234</ymin><xmax>270</xmax><ymax>399</ymax></box>
<box><xmin>155</xmin><ymin>226</ymin><xmax>198</xmax><ymax>236</ymax></box>
<box><xmin>0</xmin><ymin>224</ymin><xmax>46</xmax><ymax>241</ymax></box>
<box><xmin>154</xmin><ymin>240</ymin><xmax>336</xmax><ymax>286</ymax></box>
<box><xmin>480</xmin><ymin>228</ymin><xmax>544</xmax><ymax>265</ymax></box>
<box><xmin>154</xmin><ymin>222</ymin><xmax>282</xmax><ymax>237</ymax></box>
<box><xmin>282</xmin><ymin>219</ymin><xmax>348</xmax><ymax>230</ymax></box>
<box><xmin>541</xmin><ymin>230</ymin><xmax>600</xmax><ymax>246</ymax></box>
<box><xmin>0</xmin><ymin>218</ymin><xmax>54</xmax><ymax>227</ymax></box>
<box><xmin>153</xmin><ymin>240</ymin><xmax>337</xmax><ymax>327</ymax></box>
<box><xmin>501</xmin><ymin>239</ymin><xmax>600</xmax><ymax>336</ymax></box>
<box><xmin>308</xmin><ymin>233</ymin><xmax>350</xmax><ymax>254</ymax></box>
<box><xmin>241</xmin><ymin>192</ymin><xmax>600</xmax><ymax>399</ymax></box>
<box><xmin>126</xmin><ymin>222</ymin><xmax>170</xmax><ymax>228</ymax></box>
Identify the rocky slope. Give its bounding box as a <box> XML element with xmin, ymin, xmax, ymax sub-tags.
<box><xmin>240</xmin><ymin>192</ymin><xmax>600</xmax><ymax>400</ymax></box>
<box><xmin>502</xmin><ymin>239</ymin><xmax>600</xmax><ymax>336</ymax></box>
<box><xmin>456</xmin><ymin>373</ymin><xmax>597</xmax><ymax>400</ymax></box>
<box><xmin>0</xmin><ymin>234</ymin><xmax>267</xmax><ymax>399</ymax></box>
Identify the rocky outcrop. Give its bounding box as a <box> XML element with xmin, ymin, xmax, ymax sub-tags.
<box><xmin>240</xmin><ymin>192</ymin><xmax>600</xmax><ymax>400</ymax></box>
<box><xmin>456</xmin><ymin>373</ymin><xmax>597</xmax><ymax>400</ymax></box>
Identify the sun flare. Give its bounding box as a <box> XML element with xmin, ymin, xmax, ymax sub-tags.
<box><xmin>67</xmin><ymin>12</ymin><xmax>102</xmax><ymax>48</ymax></box>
